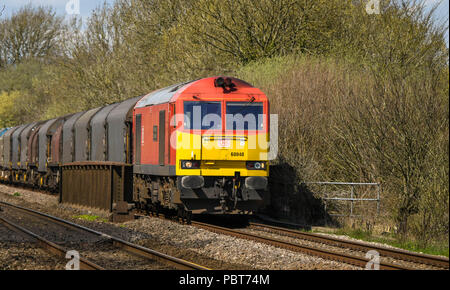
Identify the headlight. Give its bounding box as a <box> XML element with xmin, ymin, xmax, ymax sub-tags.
<box><xmin>246</xmin><ymin>161</ymin><xmax>266</xmax><ymax>170</ymax></box>
<box><xmin>181</xmin><ymin>160</ymin><xmax>200</xmax><ymax>169</ymax></box>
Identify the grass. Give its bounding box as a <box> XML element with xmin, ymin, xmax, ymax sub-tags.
<box><xmin>330</xmin><ymin>228</ymin><xmax>449</xmax><ymax>258</ymax></box>
<box><xmin>13</xmin><ymin>192</ymin><xmax>21</xmax><ymax>197</ymax></box>
<box><xmin>73</xmin><ymin>215</ymin><xmax>108</xmax><ymax>223</ymax></box>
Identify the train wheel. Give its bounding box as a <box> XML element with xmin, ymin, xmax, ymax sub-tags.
<box><xmin>176</xmin><ymin>207</ymin><xmax>192</xmax><ymax>224</ymax></box>
<box><xmin>185</xmin><ymin>211</ymin><xmax>192</xmax><ymax>224</ymax></box>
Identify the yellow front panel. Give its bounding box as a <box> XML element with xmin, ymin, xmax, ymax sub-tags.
<box><xmin>201</xmin><ymin>135</ymin><xmax>268</xmax><ymax>160</ymax></box>
<box><xmin>176</xmin><ymin>131</ymin><xmax>269</xmax><ymax>177</ymax></box>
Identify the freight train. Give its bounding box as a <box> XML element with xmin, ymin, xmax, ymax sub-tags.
<box><xmin>0</xmin><ymin>77</ymin><xmax>271</xmax><ymax>219</ymax></box>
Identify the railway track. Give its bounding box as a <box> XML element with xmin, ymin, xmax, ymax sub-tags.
<box><xmin>142</xmin><ymin>211</ymin><xmax>446</xmax><ymax>270</ymax></box>
<box><xmin>247</xmin><ymin>222</ymin><xmax>449</xmax><ymax>270</ymax></box>
<box><xmin>0</xmin><ymin>201</ymin><xmax>210</xmax><ymax>270</ymax></box>
<box><xmin>189</xmin><ymin>220</ymin><xmax>411</xmax><ymax>270</ymax></box>
<box><xmin>0</xmin><ymin>215</ymin><xmax>104</xmax><ymax>270</ymax></box>
<box><xmin>2</xmin><ymin>185</ymin><xmax>447</xmax><ymax>270</ymax></box>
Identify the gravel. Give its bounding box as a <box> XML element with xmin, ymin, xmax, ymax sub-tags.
<box><xmin>0</xmin><ymin>222</ymin><xmax>66</xmax><ymax>270</ymax></box>
<box><xmin>124</xmin><ymin>216</ymin><xmax>361</xmax><ymax>270</ymax></box>
<box><xmin>0</xmin><ymin>184</ymin><xmax>400</xmax><ymax>270</ymax></box>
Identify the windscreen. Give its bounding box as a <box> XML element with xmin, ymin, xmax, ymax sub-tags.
<box><xmin>184</xmin><ymin>101</ymin><xmax>222</xmax><ymax>130</ymax></box>
<box><xmin>226</xmin><ymin>102</ymin><xmax>264</xmax><ymax>131</ymax></box>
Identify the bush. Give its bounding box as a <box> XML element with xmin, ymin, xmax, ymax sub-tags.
<box><xmin>236</xmin><ymin>54</ymin><xmax>449</xmax><ymax>245</ymax></box>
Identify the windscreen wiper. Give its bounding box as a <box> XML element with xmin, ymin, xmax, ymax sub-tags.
<box><xmin>231</xmin><ymin>96</ymin><xmax>256</xmax><ymax>115</ymax></box>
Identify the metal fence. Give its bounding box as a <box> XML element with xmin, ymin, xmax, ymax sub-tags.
<box><xmin>304</xmin><ymin>182</ymin><xmax>381</xmax><ymax>218</ymax></box>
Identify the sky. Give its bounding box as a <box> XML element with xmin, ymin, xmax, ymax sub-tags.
<box><xmin>0</xmin><ymin>0</ymin><xmax>448</xmax><ymax>43</ymax></box>
<box><xmin>0</xmin><ymin>0</ymin><xmax>114</xmax><ymax>23</ymax></box>
<box><xmin>0</xmin><ymin>0</ymin><xmax>113</xmax><ymax>16</ymax></box>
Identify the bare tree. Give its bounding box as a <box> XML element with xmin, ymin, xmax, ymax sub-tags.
<box><xmin>0</xmin><ymin>4</ymin><xmax>65</xmax><ymax>66</ymax></box>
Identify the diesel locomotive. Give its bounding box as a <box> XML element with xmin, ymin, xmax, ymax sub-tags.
<box><xmin>0</xmin><ymin>77</ymin><xmax>271</xmax><ymax>217</ymax></box>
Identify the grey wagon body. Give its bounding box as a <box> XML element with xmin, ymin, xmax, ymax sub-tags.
<box><xmin>106</xmin><ymin>96</ymin><xmax>142</xmax><ymax>163</ymax></box>
<box><xmin>62</xmin><ymin>112</ymin><xmax>84</xmax><ymax>164</ymax></box>
<box><xmin>74</xmin><ymin>107</ymin><xmax>102</xmax><ymax>162</ymax></box>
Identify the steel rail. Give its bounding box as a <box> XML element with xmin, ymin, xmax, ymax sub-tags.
<box><xmin>0</xmin><ymin>215</ymin><xmax>104</xmax><ymax>270</ymax></box>
<box><xmin>248</xmin><ymin>222</ymin><xmax>449</xmax><ymax>269</ymax></box>
<box><xmin>190</xmin><ymin>221</ymin><xmax>411</xmax><ymax>270</ymax></box>
<box><xmin>0</xmin><ymin>201</ymin><xmax>211</xmax><ymax>270</ymax></box>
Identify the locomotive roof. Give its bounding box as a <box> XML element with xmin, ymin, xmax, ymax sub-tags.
<box><xmin>135</xmin><ymin>80</ymin><xmax>196</xmax><ymax>108</ymax></box>
<box><xmin>134</xmin><ymin>77</ymin><xmax>260</xmax><ymax>109</ymax></box>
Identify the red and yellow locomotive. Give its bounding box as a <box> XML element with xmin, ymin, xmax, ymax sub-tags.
<box><xmin>0</xmin><ymin>77</ymin><xmax>271</xmax><ymax>218</ymax></box>
<box><xmin>133</xmin><ymin>77</ymin><xmax>270</xmax><ymax>216</ymax></box>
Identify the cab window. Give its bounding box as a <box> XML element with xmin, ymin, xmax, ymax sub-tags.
<box><xmin>184</xmin><ymin>101</ymin><xmax>222</xmax><ymax>130</ymax></box>
<box><xmin>226</xmin><ymin>102</ymin><xmax>264</xmax><ymax>131</ymax></box>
